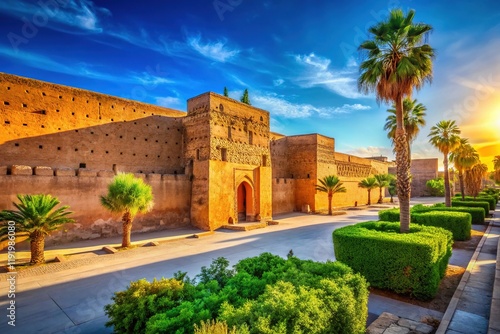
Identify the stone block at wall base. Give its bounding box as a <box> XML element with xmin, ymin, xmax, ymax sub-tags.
<box><xmin>34</xmin><ymin>166</ymin><xmax>54</xmax><ymax>176</ymax></box>
<box><xmin>77</xmin><ymin>168</ymin><xmax>97</xmax><ymax>177</ymax></box>
<box><xmin>55</xmin><ymin>168</ymin><xmax>76</xmax><ymax>176</ymax></box>
<box><xmin>97</xmin><ymin>170</ymin><xmax>115</xmax><ymax>178</ymax></box>
<box><xmin>11</xmin><ymin>165</ymin><xmax>32</xmax><ymax>175</ymax></box>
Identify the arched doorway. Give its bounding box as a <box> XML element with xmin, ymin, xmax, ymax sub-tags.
<box><xmin>237</xmin><ymin>181</ymin><xmax>254</xmax><ymax>222</ymax></box>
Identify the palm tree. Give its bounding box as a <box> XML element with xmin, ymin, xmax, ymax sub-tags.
<box><xmin>358</xmin><ymin>9</ymin><xmax>435</xmax><ymax>233</ymax></box>
<box><xmin>101</xmin><ymin>173</ymin><xmax>154</xmax><ymax>248</ymax></box>
<box><xmin>428</xmin><ymin>120</ymin><xmax>461</xmax><ymax>206</ymax></box>
<box><xmin>358</xmin><ymin>177</ymin><xmax>378</xmax><ymax>205</ymax></box>
<box><xmin>384</xmin><ymin>98</ymin><xmax>427</xmax><ymax>163</ymax></box>
<box><xmin>450</xmin><ymin>138</ymin><xmax>479</xmax><ymax>200</ymax></box>
<box><xmin>494</xmin><ymin>156</ymin><xmax>500</xmax><ymax>184</ymax></box>
<box><xmin>465</xmin><ymin>163</ymin><xmax>488</xmax><ymax>198</ymax></box>
<box><xmin>316</xmin><ymin>175</ymin><xmax>347</xmax><ymax>215</ymax></box>
<box><xmin>0</xmin><ymin>194</ymin><xmax>74</xmax><ymax>264</ymax></box>
<box><xmin>388</xmin><ymin>177</ymin><xmax>397</xmax><ymax>203</ymax></box>
<box><xmin>374</xmin><ymin>174</ymin><xmax>391</xmax><ymax>204</ymax></box>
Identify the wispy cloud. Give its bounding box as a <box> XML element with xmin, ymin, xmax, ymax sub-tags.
<box><xmin>156</xmin><ymin>96</ymin><xmax>183</xmax><ymax>108</ymax></box>
<box><xmin>0</xmin><ymin>46</ymin><xmax>175</xmax><ymax>87</ymax></box>
<box><xmin>187</xmin><ymin>35</ymin><xmax>240</xmax><ymax>62</ymax></box>
<box><xmin>292</xmin><ymin>52</ymin><xmax>366</xmax><ymax>99</ymax></box>
<box><xmin>248</xmin><ymin>92</ymin><xmax>370</xmax><ymax>119</ymax></box>
<box><xmin>0</xmin><ymin>0</ymin><xmax>110</xmax><ymax>34</ymax></box>
<box><xmin>273</xmin><ymin>78</ymin><xmax>284</xmax><ymax>86</ymax></box>
<box><xmin>344</xmin><ymin>146</ymin><xmax>394</xmax><ymax>159</ymax></box>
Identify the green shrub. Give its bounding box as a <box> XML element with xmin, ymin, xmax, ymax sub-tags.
<box><xmin>426</xmin><ymin>177</ymin><xmax>445</xmax><ymax>196</ymax></box>
<box><xmin>333</xmin><ymin>221</ymin><xmax>453</xmax><ymax>300</ymax></box>
<box><xmin>378</xmin><ymin>208</ymin><xmax>400</xmax><ymax>222</ymax></box>
<box><xmin>412</xmin><ymin>211</ymin><xmax>471</xmax><ymax>240</ymax></box>
<box><xmin>378</xmin><ymin>207</ymin><xmax>475</xmax><ymax>237</ymax></box>
<box><xmin>454</xmin><ymin>196</ymin><xmax>495</xmax><ymax>210</ymax></box>
<box><xmin>451</xmin><ymin>200</ymin><xmax>490</xmax><ymax>215</ymax></box>
<box><xmin>479</xmin><ymin>192</ymin><xmax>498</xmax><ymax>203</ymax></box>
<box><xmin>106</xmin><ymin>254</ymin><xmax>369</xmax><ymax>334</ymax></box>
<box><xmin>412</xmin><ymin>204</ymin><xmax>485</xmax><ymax>225</ymax></box>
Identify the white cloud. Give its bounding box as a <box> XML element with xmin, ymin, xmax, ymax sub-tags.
<box><xmin>291</xmin><ymin>52</ymin><xmax>366</xmax><ymax>99</ymax></box>
<box><xmin>133</xmin><ymin>72</ymin><xmax>174</xmax><ymax>86</ymax></box>
<box><xmin>0</xmin><ymin>0</ymin><xmax>110</xmax><ymax>33</ymax></box>
<box><xmin>156</xmin><ymin>96</ymin><xmax>182</xmax><ymax>108</ymax></box>
<box><xmin>273</xmin><ymin>78</ymin><xmax>285</xmax><ymax>86</ymax></box>
<box><xmin>251</xmin><ymin>93</ymin><xmax>370</xmax><ymax>119</ymax></box>
<box><xmin>295</xmin><ymin>53</ymin><xmax>330</xmax><ymax>70</ymax></box>
<box><xmin>187</xmin><ymin>35</ymin><xmax>240</xmax><ymax>62</ymax></box>
<box><xmin>344</xmin><ymin>146</ymin><xmax>394</xmax><ymax>159</ymax></box>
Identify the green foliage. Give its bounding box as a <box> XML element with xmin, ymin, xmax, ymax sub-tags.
<box><xmin>0</xmin><ymin>194</ymin><xmax>74</xmax><ymax>239</ymax></box>
<box><xmin>412</xmin><ymin>211</ymin><xmax>471</xmax><ymax>241</ymax></box>
<box><xmin>426</xmin><ymin>177</ymin><xmax>445</xmax><ymax>196</ymax></box>
<box><xmin>316</xmin><ymin>175</ymin><xmax>347</xmax><ymax>215</ymax></box>
<box><xmin>378</xmin><ymin>208</ymin><xmax>472</xmax><ymax>240</ymax></box>
<box><xmin>100</xmin><ymin>173</ymin><xmax>154</xmax><ymax>217</ymax></box>
<box><xmin>378</xmin><ymin>208</ymin><xmax>400</xmax><ymax>222</ymax></box>
<box><xmin>194</xmin><ymin>320</ymin><xmax>239</xmax><ymax>334</ymax></box>
<box><xmin>240</xmin><ymin>89</ymin><xmax>251</xmax><ymax>105</ymax></box>
<box><xmin>451</xmin><ymin>200</ymin><xmax>490</xmax><ymax>215</ymax></box>
<box><xmin>480</xmin><ymin>189</ymin><xmax>499</xmax><ymax>203</ymax></box>
<box><xmin>106</xmin><ymin>254</ymin><xmax>369</xmax><ymax>334</ymax></box>
<box><xmin>104</xmin><ymin>278</ymin><xmax>187</xmax><ymax>334</ymax></box>
<box><xmin>223</xmin><ymin>87</ymin><xmax>229</xmax><ymax>97</ymax></box>
<box><xmin>413</xmin><ymin>204</ymin><xmax>485</xmax><ymax>225</ymax></box>
<box><xmin>333</xmin><ymin>221</ymin><xmax>452</xmax><ymax>300</ymax></box>
<box><xmin>456</xmin><ymin>196</ymin><xmax>495</xmax><ymax>210</ymax></box>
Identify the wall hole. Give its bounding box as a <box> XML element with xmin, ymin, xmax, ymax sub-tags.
<box><xmin>75</xmin><ymin>148</ymin><xmax>78</xmax><ymax>151</ymax></box>
<box><xmin>71</xmin><ymin>112</ymin><xmax>75</xmax><ymax>116</ymax></box>
<box><xmin>22</xmin><ymin>103</ymin><xmax>27</xmax><ymax>108</ymax></box>
<box><xmin>39</xmin><ymin>145</ymin><xmax>43</xmax><ymax>149</ymax></box>
<box><xmin>22</xmin><ymin>123</ymin><xmax>27</xmax><ymax>126</ymax></box>
<box><xmin>79</xmin><ymin>163</ymin><xmax>86</xmax><ymax>168</ymax></box>
<box><xmin>57</xmin><ymin>147</ymin><xmax>61</xmax><ymax>150</ymax></box>
<box><xmin>58</xmin><ymin>95</ymin><xmax>62</xmax><ymax>99</ymax></box>
<box><xmin>91</xmin><ymin>150</ymin><xmax>94</xmax><ymax>153</ymax></box>
<box><xmin>106</xmin><ymin>151</ymin><xmax>109</xmax><ymax>154</ymax></box>
<box><xmin>4</xmin><ymin>101</ymin><xmax>9</xmax><ymax>105</ymax></box>
<box><xmin>4</xmin><ymin>120</ymin><xmax>10</xmax><ymax>124</ymax></box>
<box><xmin>14</xmin><ymin>143</ymin><xmax>19</xmax><ymax>147</ymax></box>
<box><xmin>42</xmin><ymin>92</ymin><xmax>46</xmax><ymax>96</ymax></box>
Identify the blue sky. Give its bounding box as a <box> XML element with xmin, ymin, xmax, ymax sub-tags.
<box><xmin>1</xmin><ymin>0</ymin><xmax>499</xmax><ymax>169</ymax></box>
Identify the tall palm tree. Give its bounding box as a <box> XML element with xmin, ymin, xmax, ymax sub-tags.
<box><xmin>374</xmin><ymin>174</ymin><xmax>391</xmax><ymax>204</ymax></box>
<box><xmin>0</xmin><ymin>194</ymin><xmax>74</xmax><ymax>264</ymax></box>
<box><xmin>494</xmin><ymin>156</ymin><xmax>500</xmax><ymax>171</ymax></box>
<box><xmin>450</xmin><ymin>138</ymin><xmax>479</xmax><ymax>200</ymax></box>
<box><xmin>358</xmin><ymin>9</ymin><xmax>435</xmax><ymax>233</ymax></box>
<box><xmin>384</xmin><ymin>98</ymin><xmax>427</xmax><ymax>163</ymax></box>
<box><xmin>465</xmin><ymin>163</ymin><xmax>488</xmax><ymax>198</ymax></box>
<box><xmin>428</xmin><ymin>120</ymin><xmax>461</xmax><ymax>206</ymax></box>
<box><xmin>101</xmin><ymin>173</ymin><xmax>154</xmax><ymax>247</ymax></box>
<box><xmin>316</xmin><ymin>175</ymin><xmax>346</xmax><ymax>215</ymax></box>
<box><xmin>358</xmin><ymin>177</ymin><xmax>378</xmax><ymax>205</ymax></box>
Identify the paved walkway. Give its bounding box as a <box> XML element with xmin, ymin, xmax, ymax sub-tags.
<box><xmin>0</xmin><ymin>197</ymin><xmax>494</xmax><ymax>333</ymax></box>
<box><xmin>437</xmin><ymin>203</ymin><xmax>500</xmax><ymax>334</ymax></box>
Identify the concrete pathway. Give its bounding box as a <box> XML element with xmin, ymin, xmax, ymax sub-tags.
<box><xmin>0</xmin><ymin>197</ymin><xmax>489</xmax><ymax>333</ymax></box>
<box><xmin>436</xmin><ymin>203</ymin><xmax>500</xmax><ymax>334</ymax></box>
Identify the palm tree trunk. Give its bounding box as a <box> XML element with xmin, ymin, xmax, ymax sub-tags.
<box><xmin>367</xmin><ymin>190</ymin><xmax>371</xmax><ymax>205</ymax></box>
<box><xmin>395</xmin><ymin>94</ymin><xmax>411</xmax><ymax>233</ymax></box>
<box><xmin>378</xmin><ymin>187</ymin><xmax>383</xmax><ymax>204</ymax></box>
<box><xmin>122</xmin><ymin>211</ymin><xmax>133</xmax><ymax>247</ymax></box>
<box><xmin>443</xmin><ymin>154</ymin><xmax>451</xmax><ymax>207</ymax></box>
<box><xmin>459</xmin><ymin>170</ymin><xmax>465</xmax><ymax>200</ymax></box>
<box><xmin>30</xmin><ymin>231</ymin><xmax>45</xmax><ymax>264</ymax></box>
<box><xmin>328</xmin><ymin>193</ymin><xmax>332</xmax><ymax>215</ymax></box>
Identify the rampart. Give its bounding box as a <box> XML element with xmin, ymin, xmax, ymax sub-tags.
<box><xmin>0</xmin><ymin>166</ymin><xmax>191</xmax><ymax>246</ymax></box>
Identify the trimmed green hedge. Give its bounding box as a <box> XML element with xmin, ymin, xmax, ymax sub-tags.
<box><xmin>333</xmin><ymin>221</ymin><xmax>452</xmax><ymax>300</ymax></box>
<box><xmin>412</xmin><ymin>211</ymin><xmax>471</xmax><ymax>240</ymax></box>
<box><xmin>412</xmin><ymin>204</ymin><xmax>485</xmax><ymax>225</ymax></box>
<box><xmin>378</xmin><ymin>209</ymin><xmax>471</xmax><ymax>240</ymax></box>
<box><xmin>105</xmin><ymin>254</ymin><xmax>369</xmax><ymax>334</ymax></box>
<box><xmin>452</xmin><ymin>200</ymin><xmax>490</xmax><ymax>215</ymax></box>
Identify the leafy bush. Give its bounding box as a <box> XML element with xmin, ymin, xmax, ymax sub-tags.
<box><xmin>451</xmin><ymin>200</ymin><xmax>490</xmax><ymax>215</ymax></box>
<box><xmin>333</xmin><ymin>221</ymin><xmax>453</xmax><ymax>300</ymax></box>
<box><xmin>105</xmin><ymin>254</ymin><xmax>369</xmax><ymax>334</ymax></box>
<box><xmin>479</xmin><ymin>192</ymin><xmax>498</xmax><ymax>203</ymax></box>
<box><xmin>412</xmin><ymin>211</ymin><xmax>471</xmax><ymax>240</ymax></box>
<box><xmin>413</xmin><ymin>204</ymin><xmax>485</xmax><ymax>225</ymax></box>
<box><xmin>426</xmin><ymin>177</ymin><xmax>445</xmax><ymax>196</ymax></box>
<box><xmin>378</xmin><ymin>208</ymin><xmax>400</xmax><ymax>222</ymax></box>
